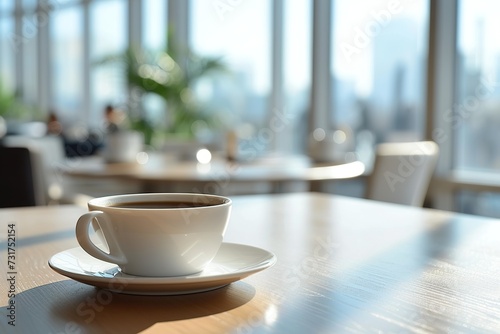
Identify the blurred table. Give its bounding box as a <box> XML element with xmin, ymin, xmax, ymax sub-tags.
<box><xmin>1</xmin><ymin>192</ymin><xmax>500</xmax><ymax>333</ymax></box>
<box><xmin>58</xmin><ymin>153</ymin><xmax>365</xmax><ymax>194</ymax></box>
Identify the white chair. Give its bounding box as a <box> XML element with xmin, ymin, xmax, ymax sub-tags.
<box><xmin>365</xmin><ymin>141</ymin><xmax>439</xmax><ymax>207</ymax></box>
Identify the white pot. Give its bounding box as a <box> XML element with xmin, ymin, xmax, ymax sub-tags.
<box><xmin>103</xmin><ymin>131</ymin><xmax>144</xmax><ymax>163</ymax></box>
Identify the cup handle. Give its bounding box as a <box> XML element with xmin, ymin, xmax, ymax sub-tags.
<box><xmin>75</xmin><ymin>211</ymin><xmax>127</xmax><ymax>265</ymax></box>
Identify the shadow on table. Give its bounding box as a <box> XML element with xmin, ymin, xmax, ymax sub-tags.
<box><xmin>10</xmin><ymin>279</ymin><xmax>255</xmax><ymax>333</ymax></box>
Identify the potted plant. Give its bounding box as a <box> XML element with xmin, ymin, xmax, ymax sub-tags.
<box><xmin>98</xmin><ymin>34</ymin><xmax>228</xmax><ymax>150</ymax></box>
<box><xmin>0</xmin><ymin>83</ymin><xmax>40</xmax><ymax>138</ymax></box>
<box><xmin>0</xmin><ymin>83</ymin><xmax>15</xmax><ymax>138</ymax></box>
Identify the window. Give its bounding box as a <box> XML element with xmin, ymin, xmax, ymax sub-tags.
<box><xmin>21</xmin><ymin>6</ymin><xmax>38</xmax><ymax>105</ymax></box>
<box><xmin>141</xmin><ymin>0</ymin><xmax>169</xmax><ymax>125</ymax></box>
<box><xmin>0</xmin><ymin>1</ymin><xmax>13</xmax><ymax>13</ymax></box>
<box><xmin>51</xmin><ymin>7</ymin><xmax>84</xmax><ymax>124</ymax></box>
<box><xmin>22</xmin><ymin>0</ymin><xmax>37</xmax><ymax>10</ymax></box>
<box><xmin>331</xmin><ymin>0</ymin><xmax>429</xmax><ymax>149</ymax></box>
<box><xmin>90</xmin><ymin>0</ymin><xmax>127</xmax><ymax>127</ymax></box>
<box><xmin>455</xmin><ymin>0</ymin><xmax>500</xmax><ymax>172</ymax></box>
<box><xmin>456</xmin><ymin>191</ymin><xmax>500</xmax><ymax>217</ymax></box>
<box><xmin>190</xmin><ymin>0</ymin><xmax>272</xmax><ymax>132</ymax></box>
<box><xmin>0</xmin><ymin>17</ymin><xmax>15</xmax><ymax>93</ymax></box>
<box><xmin>283</xmin><ymin>0</ymin><xmax>312</xmax><ymax>153</ymax></box>
<box><xmin>143</xmin><ymin>0</ymin><xmax>168</xmax><ymax>51</ymax></box>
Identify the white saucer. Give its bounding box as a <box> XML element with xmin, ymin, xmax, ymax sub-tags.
<box><xmin>49</xmin><ymin>243</ymin><xmax>276</xmax><ymax>295</ymax></box>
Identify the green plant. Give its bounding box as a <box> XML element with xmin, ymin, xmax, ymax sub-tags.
<box><xmin>0</xmin><ymin>83</ymin><xmax>38</xmax><ymax>120</ymax></box>
<box><xmin>98</xmin><ymin>34</ymin><xmax>228</xmax><ymax>142</ymax></box>
<box><xmin>0</xmin><ymin>82</ymin><xmax>16</xmax><ymax>118</ymax></box>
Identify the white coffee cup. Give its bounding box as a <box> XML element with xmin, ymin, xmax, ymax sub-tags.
<box><xmin>75</xmin><ymin>193</ymin><xmax>232</xmax><ymax>277</ymax></box>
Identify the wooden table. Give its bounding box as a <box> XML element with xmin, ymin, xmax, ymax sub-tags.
<box><xmin>2</xmin><ymin>192</ymin><xmax>500</xmax><ymax>333</ymax></box>
<box><xmin>57</xmin><ymin>153</ymin><xmax>365</xmax><ymax>195</ymax></box>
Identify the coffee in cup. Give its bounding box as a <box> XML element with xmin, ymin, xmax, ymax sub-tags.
<box><xmin>75</xmin><ymin>193</ymin><xmax>231</xmax><ymax>277</ymax></box>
